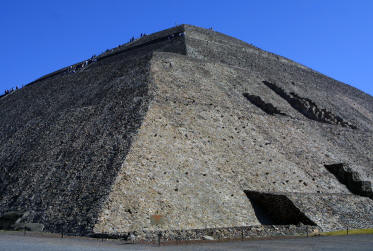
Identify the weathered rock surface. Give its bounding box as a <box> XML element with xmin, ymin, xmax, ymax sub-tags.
<box><xmin>1</xmin><ymin>25</ymin><xmax>373</xmax><ymax>238</ymax></box>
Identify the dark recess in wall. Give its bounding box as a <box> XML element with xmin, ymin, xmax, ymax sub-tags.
<box><xmin>325</xmin><ymin>163</ymin><xmax>373</xmax><ymax>199</ymax></box>
<box><xmin>245</xmin><ymin>191</ymin><xmax>316</xmax><ymax>226</ymax></box>
<box><xmin>0</xmin><ymin>212</ymin><xmax>22</xmax><ymax>230</ymax></box>
<box><xmin>243</xmin><ymin>93</ymin><xmax>287</xmax><ymax>116</ymax></box>
<box><xmin>262</xmin><ymin>81</ymin><xmax>356</xmax><ymax>129</ymax></box>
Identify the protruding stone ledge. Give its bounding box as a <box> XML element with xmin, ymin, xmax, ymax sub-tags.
<box><xmin>325</xmin><ymin>163</ymin><xmax>373</xmax><ymax>199</ymax></box>
<box><xmin>243</xmin><ymin>93</ymin><xmax>287</xmax><ymax>116</ymax></box>
<box><xmin>263</xmin><ymin>80</ymin><xmax>357</xmax><ymax>129</ymax></box>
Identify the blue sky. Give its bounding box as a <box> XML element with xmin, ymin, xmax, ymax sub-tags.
<box><xmin>1</xmin><ymin>0</ymin><xmax>372</xmax><ymax>96</ymax></box>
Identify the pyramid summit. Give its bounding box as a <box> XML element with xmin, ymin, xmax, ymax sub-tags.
<box><xmin>1</xmin><ymin>25</ymin><xmax>373</xmax><ymax>239</ymax></box>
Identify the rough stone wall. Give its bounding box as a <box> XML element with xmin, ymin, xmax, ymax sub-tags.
<box><xmin>1</xmin><ymin>24</ymin><xmax>373</xmax><ymax>237</ymax></box>
<box><xmin>94</xmin><ymin>53</ymin><xmax>261</xmax><ymax>232</ymax></box>
<box><xmin>0</xmin><ymin>53</ymin><xmax>153</xmax><ymax>234</ymax></box>
<box><xmin>0</xmin><ymin>26</ymin><xmax>188</xmax><ymax>234</ymax></box>
<box><xmin>286</xmin><ymin>192</ymin><xmax>373</xmax><ymax>232</ymax></box>
<box><xmin>184</xmin><ymin>24</ymin><xmax>373</xmax><ymax>176</ymax></box>
<box><xmin>94</xmin><ymin>50</ymin><xmax>373</xmax><ymax>235</ymax></box>
<box><xmin>184</xmin><ymin>25</ymin><xmax>373</xmax><ymax>132</ymax></box>
<box><xmin>93</xmin><ymin>225</ymin><xmax>319</xmax><ymax>241</ymax></box>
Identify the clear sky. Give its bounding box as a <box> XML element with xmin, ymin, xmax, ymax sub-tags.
<box><xmin>1</xmin><ymin>0</ymin><xmax>372</xmax><ymax>96</ymax></box>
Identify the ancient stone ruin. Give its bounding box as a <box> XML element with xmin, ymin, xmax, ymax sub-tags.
<box><xmin>1</xmin><ymin>25</ymin><xmax>373</xmax><ymax>240</ymax></box>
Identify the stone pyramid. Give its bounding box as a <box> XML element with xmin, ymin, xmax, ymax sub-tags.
<box><xmin>1</xmin><ymin>25</ymin><xmax>373</xmax><ymax>239</ymax></box>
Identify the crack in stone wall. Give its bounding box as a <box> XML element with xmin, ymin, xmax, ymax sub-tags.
<box><xmin>325</xmin><ymin>164</ymin><xmax>373</xmax><ymax>199</ymax></box>
<box><xmin>262</xmin><ymin>81</ymin><xmax>357</xmax><ymax>129</ymax></box>
<box><xmin>242</xmin><ymin>93</ymin><xmax>287</xmax><ymax>116</ymax></box>
<box><xmin>244</xmin><ymin>191</ymin><xmax>316</xmax><ymax>226</ymax></box>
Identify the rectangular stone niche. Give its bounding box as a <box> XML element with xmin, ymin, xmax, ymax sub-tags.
<box><xmin>244</xmin><ymin>191</ymin><xmax>316</xmax><ymax>226</ymax></box>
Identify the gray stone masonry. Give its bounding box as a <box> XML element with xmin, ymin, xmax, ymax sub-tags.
<box><xmin>1</xmin><ymin>25</ymin><xmax>373</xmax><ymax>239</ymax></box>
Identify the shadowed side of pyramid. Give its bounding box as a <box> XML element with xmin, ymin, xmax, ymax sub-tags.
<box><xmin>0</xmin><ymin>26</ymin><xmax>187</xmax><ymax>234</ymax></box>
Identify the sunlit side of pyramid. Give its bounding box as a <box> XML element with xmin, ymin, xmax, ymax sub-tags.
<box><xmin>1</xmin><ymin>25</ymin><xmax>373</xmax><ymax>238</ymax></box>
